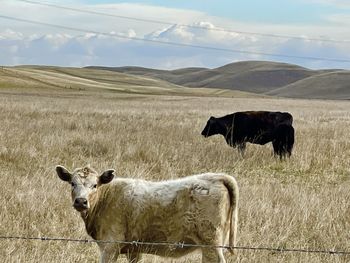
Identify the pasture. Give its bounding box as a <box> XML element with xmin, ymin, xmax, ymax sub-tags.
<box><xmin>0</xmin><ymin>88</ymin><xmax>350</xmax><ymax>262</ymax></box>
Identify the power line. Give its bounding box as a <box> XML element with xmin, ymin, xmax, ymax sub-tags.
<box><xmin>1</xmin><ymin>14</ymin><xmax>350</xmax><ymax>64</ymax></box>
<box><xmin>14</xmin><ymin>0</ymin><xmax>350</xmax><ymax>44</ymax></box>
<box><xmin>0</xmin><ymin>235</ymin><xmax>349</xmax><ymax>256</ymax></box>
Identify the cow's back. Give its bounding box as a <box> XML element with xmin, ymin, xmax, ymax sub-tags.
<box><xmin>267</xmin><ymin>111</ymin><xmax>293</xmax><ymax>126</ymax></box>
<box><xmin>127</xmin><ymin>175</ymin><xmax>230</xmax><ymax>227</ymax></box>
<box><xmin>234</xmin><ymin>111</ymin><xmax>292</xmax><ymax>134</ymax></box>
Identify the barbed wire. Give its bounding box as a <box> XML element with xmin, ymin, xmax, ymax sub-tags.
<box><xmin>0</xmin><ymin>235</ymin><xmax>349</xmax><ymax>256</ymax></box>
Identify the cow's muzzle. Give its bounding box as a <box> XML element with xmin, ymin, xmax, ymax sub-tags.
<box><xmin>73</xmin><ymin>198</ymin><xmax>89</xmax><ymax>211</ymax></box>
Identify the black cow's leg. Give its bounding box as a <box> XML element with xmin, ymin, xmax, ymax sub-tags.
<box><xmin>272</xmin><ymin>140</ymin><xmax>281</xmax><ymax>159</ymax></box>
<box><xmin>273</xmin><ymin>124</ymin><xmax>294</xmax><ymax>160</ymax></box>
<box><xmin>273</xmin><ymin>140</ymin><xmax>289</xmax><ymax>160</ymax></box>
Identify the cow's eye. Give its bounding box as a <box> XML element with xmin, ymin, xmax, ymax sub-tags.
<box><xmin>71</xmin><ymin>182</ymin><xmax>75</xmax><ymax>187</ymax></box>
<box><xmin>92</xmin><ymin>184</ymin><xmax>97</xmax><ymax>189</ymax></box>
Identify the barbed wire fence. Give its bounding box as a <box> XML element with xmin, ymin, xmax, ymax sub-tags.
<box><xmin>1</xmin><ymin>235</ymin><xmax>349</xmax><ymax>256</ymax></box>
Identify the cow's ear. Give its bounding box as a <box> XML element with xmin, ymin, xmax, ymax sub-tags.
<box><xmin>56</xmin><ymin>165</ymin><xmax>72</xmax><ymax>182</ymax></box>
<box><xmin>99</xmin><ymin>169</ymin><xmax>115</xmax><ymax>185</ymax></box>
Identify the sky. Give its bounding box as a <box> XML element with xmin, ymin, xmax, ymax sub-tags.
<box><xmin>1</xmin><ymin>0</ymin><xmax>350</xmax><ymax>69</ymax></box>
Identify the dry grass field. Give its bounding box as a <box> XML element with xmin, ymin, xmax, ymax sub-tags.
<box><xmin>0</xmin><ymin>86</ymin><xmax>350</xmax><ymax>262</ymax></box>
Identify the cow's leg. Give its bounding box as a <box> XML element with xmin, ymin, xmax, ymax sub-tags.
<box><xmin>126</xmin><ymin>252</ymin><xmax>142</xmax><ymax>263</ymax></box>
<box><xmin>272</xmin><ymin>140</ymin><xmax>282</xmax><ymax>159</ymax></box>
<box><xmin>98</xmin><ymin>244</ymin><xmax>119</xmax><ymax>263</ymax></box>
<box><xmin>202</xmin><ymin>248</ymin><xmax>226</xmax><ymax>263</ymax></box>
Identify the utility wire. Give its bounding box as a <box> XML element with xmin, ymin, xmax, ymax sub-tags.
<box><xmin>14</xmin><ymin>0</ymin><xmax>350</xmax><ymax>44</ymax></box>
<box><xmin>1</xmin><ymin>14</ymin><xmax>350</xmax><ymax>64</ymax></box>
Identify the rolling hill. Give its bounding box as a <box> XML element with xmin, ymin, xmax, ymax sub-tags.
<box><xmin>0</xmin><ymin>66</ymin><xmax>260</xmax><ymax>98</ymax></box>
<box><xmin>87</xmin><ymin>61</ymin><xmax>349</xmax><ymax>99</ymax></box>
<box><xmin>266</xmin><ymin>70</ymin><xmax>350</xmax><ymax>99</ymax></box>
<box><xmin>2</xmin><ymin>61</ymin><xmax>349</xmax><ymax>99</ymax></box>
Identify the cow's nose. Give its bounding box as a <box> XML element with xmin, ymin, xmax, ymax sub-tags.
<box><xmin>74</xmin><ymin>198</ymin><xmax>88</xmax><ymax>210</ymax></box>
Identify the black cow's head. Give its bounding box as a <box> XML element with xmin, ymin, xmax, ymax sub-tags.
<box><xmin>201</xmin><ymin>116</ymin><xmax>219</xmax><ymax>137</ymax></box>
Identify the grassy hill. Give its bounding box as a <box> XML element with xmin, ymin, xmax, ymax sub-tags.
<box><xmin>3</xmin><ymin>61</ymin><xmax>349</xmax><ymax>99</ymax></box>
<box><xmin>0</xmin><ymin>66</ymin><xmax>261</xmax><ymax>98</ymax></box>
<box><xmin>87</xmin><ymin>61</ymin><xmax>349</xmax><ymax>99</ymax></box>
<box><xmin>267</xmin><ymin>70</ymin><xmax>350</xmax><ymax>99</ymax></box>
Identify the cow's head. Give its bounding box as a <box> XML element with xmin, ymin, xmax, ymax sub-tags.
<box><xmin>201</xmin><ymin>116</ymin><xmax>219</xmax><ymax>137</ymax></box>
<box><xmin>55</xmin><ymin>165</ymin><xmax>114</xmax><ymax>212</ymax></box>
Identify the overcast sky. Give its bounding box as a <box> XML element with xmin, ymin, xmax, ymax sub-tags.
<box><xmin>1</xmin><ymin>0</ymin><xmax>350</xmax><ymax>69</ymax></box>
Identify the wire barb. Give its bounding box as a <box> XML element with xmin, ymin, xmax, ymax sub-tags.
<box><xmin>0</xmin><ymin>235</ymin><xmax>349</xmax><ymax>256</ymax></box>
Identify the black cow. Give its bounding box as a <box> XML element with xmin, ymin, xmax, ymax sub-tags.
<box><xmin>201</xmin><ymin>111</ymin><xmax>294</xmax><ymax>159</ymax></box>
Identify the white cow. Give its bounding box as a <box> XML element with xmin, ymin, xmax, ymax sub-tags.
<box><xmin>56</xmin><ymin>165</ymin><xmax>239</xmax><ymax>263</ymax></box>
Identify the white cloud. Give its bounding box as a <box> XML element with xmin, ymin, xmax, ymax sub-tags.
<box><xmin>42</xmin><ymin>33</ymin><xmax>72</xmax><ymax>49</ymax></box>
<box><xmin>0</xmin><ymin>29</ymin><xmax>24</xmax><ymax>40</ymax></box>
<box><xmin>146</xmin><ymin>24</ymin><xmax>194</xmax><ymax>42</ymax></box>
<box><xmin>115</xmin><ymin>29</ymin><xmax>137</xmax><ymax>38</ymax></box>
<box><xmin>1</xmin><ymin>22</ymin><xmax>349</xmax><ymax>70</ymax></box>
<box><xmin>146</xmin><ymin>22</ymin><xmax>257</xmax><ymax>48</ymax></box>
<box><xmin>0</xmin><ymin>1</ymin><xmax>350</xmax><ymax>69</ymax></box>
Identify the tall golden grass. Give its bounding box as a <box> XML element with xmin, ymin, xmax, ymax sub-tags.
<box><xmin>0</xmin><ymin>89</ymin><xmax>350</xmax><ymax>262</ymax></box>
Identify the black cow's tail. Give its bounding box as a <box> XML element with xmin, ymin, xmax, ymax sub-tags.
<box><xmin>273</xmin><ymin>124</ymin><xmax>295</xmax><ymax>159</ymax></box>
